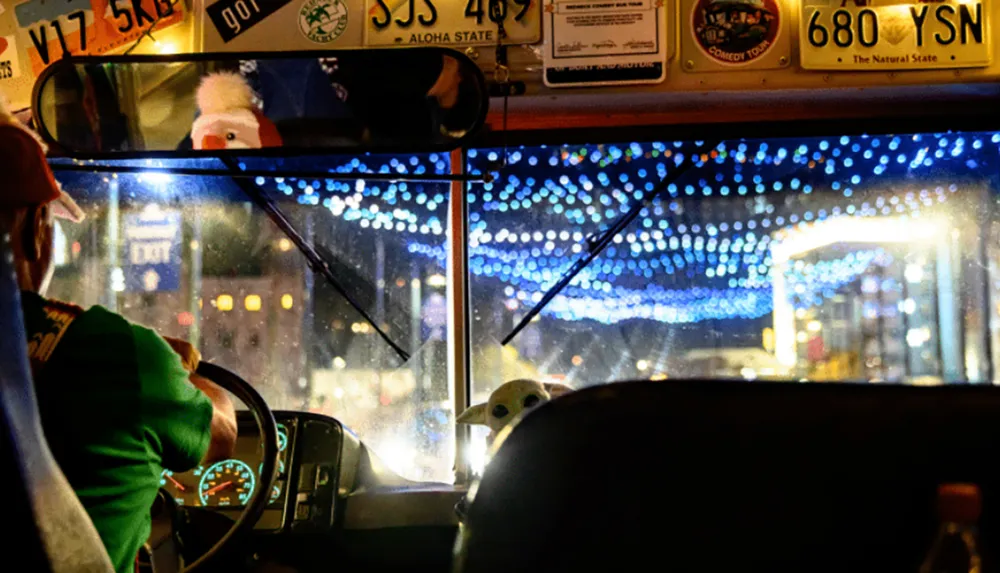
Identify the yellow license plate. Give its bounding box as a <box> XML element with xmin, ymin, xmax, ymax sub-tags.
<box><xmin>799</xmin><ymin>0</ymin><xmax>991</xmax><ymax>70</ymax></box>
<box><xmin>364</xmin><ymin>0</ymin><xmax>541</xmax><ymax>46</ymax></box>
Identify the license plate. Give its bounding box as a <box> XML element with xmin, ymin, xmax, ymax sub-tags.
<box><xmin>364</xmin><ymin>0</ymin><xmax>541</xmax><ymax>46</ymax></box>
<box><xmin>13</xmin><ymin>0</ymin><xmax>184</xmax><ymax>76</ymax></box>
<box><xmin>799</xmin><ymin>0</ymin><xmax>991</xmax><ymax>70</ymax></box>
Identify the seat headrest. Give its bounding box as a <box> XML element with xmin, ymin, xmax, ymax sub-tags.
<box><xmin>0</xmin><ymin>233</ymin><xmax>113</xmax><ymax>572</ymax></box>
<box><xmin>455</xmin><ymin>380</ymin><xmax>1000</xmax><ymax>573</ymax></box>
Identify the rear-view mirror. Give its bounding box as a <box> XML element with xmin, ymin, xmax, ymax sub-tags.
<box><xmin>32</xmin><ymin>48</ymin><xmax>488</xmax><ymax>157</ymax></box>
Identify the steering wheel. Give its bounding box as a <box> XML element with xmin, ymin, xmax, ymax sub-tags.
<box><xmin>148</xmin><ymin>362</ymin><xmax>279</xmax><ymax>572</ymax></box>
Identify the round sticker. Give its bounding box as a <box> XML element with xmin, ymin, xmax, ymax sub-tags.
<box><xmin>299</xmin><ymin>0</ymin><xmax>349</xmax><ymax>44</ymax></box>
<box><xmin>692</xmin><ymin>0</ymin><xmax>780</xmax><ymax>66</ymax></box>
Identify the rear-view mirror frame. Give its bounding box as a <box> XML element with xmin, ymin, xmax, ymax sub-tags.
<box><xmin>31</xmin><ymin>48</ymin><xmax>490</xmax><ymax>160</ymax></box>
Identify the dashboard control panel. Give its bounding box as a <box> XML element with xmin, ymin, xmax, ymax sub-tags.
<box><xmin>159</xmin><ymin>420</ymin><xmax>293</xmax><ymax>514</ymax></box>
<box><xmin>155</xmin><ymin>412</ymin><xmax>353</xmax><ymax>532</ymax></box>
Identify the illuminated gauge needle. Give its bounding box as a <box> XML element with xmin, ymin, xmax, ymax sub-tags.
<box><xmin>164</xmin><ymin>473</ymin><xmax>187</xmax><ymax>492</ymax></box>
<box><xmin>204</xmin><ymin>481</ymin><xmax>233</xmax><ymax>496</ymax></box>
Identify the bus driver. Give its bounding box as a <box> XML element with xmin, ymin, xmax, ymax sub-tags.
<box><xmin>0</xmin><ymin>97</ymin><xmax>238</xmax><ymax>573</ymax></box>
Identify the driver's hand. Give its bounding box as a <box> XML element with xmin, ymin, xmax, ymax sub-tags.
<box><xmin>163</xmin><ymin>336</ymin><xmax>201</xmax><ymax>373</ymax></box>
<box><xmin>161</xmin><ymin>335</ymin><xmax>237</xmax><ymax>464</ymax></box>
<box><xmin>189</xmin><ymin>373</ymin><xmax>238</xmax><ymax>464</ymax></box>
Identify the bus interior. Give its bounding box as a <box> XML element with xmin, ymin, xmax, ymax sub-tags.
<box><xmin>3</xmin><ymin>1</ymin><xmax>1000</xmax><ymax>571</ymax></box>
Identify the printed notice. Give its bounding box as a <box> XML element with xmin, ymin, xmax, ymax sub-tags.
<box><xmin>0</xmin><ymin>36</ymin><xmax>22</xmax><ymax>81</ymax></box>
<box><xmin>543</xmin><ymin>0</ymin><xmax>666</xmax><ymax>87</ymax></box>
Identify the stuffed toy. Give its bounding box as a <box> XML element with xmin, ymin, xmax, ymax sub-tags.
<box><xmin>191</xmin><ymin>72</ymin><xmax>282</xmax><ymax>150</ymax></box>
<box><xmin>457</xmin><ymin>379</ymin><xmax>573</xmax><ymax>446</ymax></box>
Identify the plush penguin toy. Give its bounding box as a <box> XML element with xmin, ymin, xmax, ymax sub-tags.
<box><xmin>457</xmin><ymin>379</ymin><xmax>573</xmax><ymax>446</ymax></box>
<box><xmin>191</xmin><ymin>72</ymin><xmax>283</xmax><ymax>150</ymax></box>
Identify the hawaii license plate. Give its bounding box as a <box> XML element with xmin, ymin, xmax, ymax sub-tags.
<box><xmin>799</xmin><ymin>0</ymin><xmax>991</xmax><ymax>70</ymax></box>
<box><xmin>364</xmin><ymin>0</ymin><xmax>541</xmax><ymax>46</ymax></box>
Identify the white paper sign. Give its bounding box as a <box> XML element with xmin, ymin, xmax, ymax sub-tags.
<box><xmin>0</xmin><ymin>36</ymin><xmax>22</xmax><ymax>82</ymax></box>
<box><xmin>543</xmin><ymin>0</ymin><xmax>666</xmax><ymax>87</ymax></box>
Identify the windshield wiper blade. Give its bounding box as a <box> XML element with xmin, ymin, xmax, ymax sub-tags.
<box><xmin>501</xmin><ymin>149</ymin><xmax>710</xmax><ymax>346</ymax></box>
<box><xmin>221</xmin><ymin>157</ymin><xmax>411</xmax><ymax>362</ymax></box>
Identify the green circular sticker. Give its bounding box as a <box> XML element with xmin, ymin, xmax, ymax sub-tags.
<box><xmin>299</xmin><ymin>0</ymin><xmax>349</xmax><ymax>43</ymax></box>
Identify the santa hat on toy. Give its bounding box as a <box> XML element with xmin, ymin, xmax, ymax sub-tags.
<box><xmin>0</xmin><ymin>91</ymin><xmax>85</xmax><ymax>223</ymax></box>
<box><xmin>191</xmin><ymin>72</ymin><xmax>283</xmax><ymax>150</ymax></box>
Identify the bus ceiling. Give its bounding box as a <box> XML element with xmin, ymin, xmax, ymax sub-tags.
<box><xmin>7</xmin><ymin>0</ymin><xmax>1000</xmax><ymax>148</ymax></box>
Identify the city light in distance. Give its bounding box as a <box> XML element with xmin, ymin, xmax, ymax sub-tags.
<box><xmin>216</xmin><ymin>294</ymin><xmax>234</xmax><ymax>312</ymax></box>
<box><xmin>281</xmin><ymin>294</ymin><xmax>294</xmax><ymax>309</ymax></box>
<box><xmin>636</xmin><ymin>359</ymin><xmax>649</xmax><ymax>371</ymax></box>
<box><xmin>245</xmin><ymin>294</ymin><xmax>262</xmax><ymax>312</ymax></box>
<box><xmin>426</xmin><ymin>274</ymin><xmax>447</xmax><ymax>287</ymax></box>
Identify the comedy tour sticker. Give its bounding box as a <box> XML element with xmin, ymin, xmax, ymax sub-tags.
<box><xmin>299</xmin><ymin>0</ymin><xmax>349</xmax><ymax>43</ymax></box>
<box><xmin>0</xmin><ymin>36</ymin><xmax>22</xmax><ymax>81</ymax></box>
<box><xmin>691</xmin><ymin>0</ymin><xmax>780</xmax><ymax>65</ymax></box>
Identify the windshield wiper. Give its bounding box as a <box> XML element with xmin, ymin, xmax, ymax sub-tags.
<box><xmin>501</xmin><ymin>148</ymin><xmax>710</xmax><ymax>345</ymax></box>
<box><xmin>221</xmin><ymin>157</ymin><xmax>410</xmax><ymax>362</ymax></box>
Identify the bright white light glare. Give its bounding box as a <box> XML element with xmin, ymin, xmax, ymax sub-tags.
<box><xmin>156</xmin><ymin>41</ymin><xmax>177</xmax><ymax>54</ymax></box>
<box><xmin>333</xmin><ymin>387</ymin><xmax>344</xmax><ymax>399</ymax></box>
<box><xmin>904</xmin><ymin>264</ymin><xmax>924</xmax><ymax>284</ymax></box>
<box><xmin>333</xmin><ymin>356</ymin><xmax>347</xmax><ymax>369</ymax></box>
<box><xmin>636</xmin><ymin>359</ymin><xmax>649</xmax><ymax>371</ymax></box>
<box><xmin>906</xmin><ymin>327</ymin><xmax>931</xmax><ymax>348</ymax></box>
<box><xmin>142</xmin><ymin>171</ymin><xmax>172</xmax><ymax>184</ymax></box>
<box><xmin>794</xmin><ymin>308</ymin><xmax>807</xmax><ymax>319</ymax></box>
<box><xmin>796</xmin><ymin>331</ymin><xmax>808</xmax><ymax>343</ymax></box>
<box><xmin>52</xmin><ymin>220</ymin><xmax>67</xmax><ymax>266</ymax></box>
<box><xmin>426</xmin><ymin>274</ymin><xmax>447</xmax><ymax>287</ymax></box>
<box><xmin>110</xmin><ymin>267</ymin><xmax>126</xmax><ymax>292</ymax></box>
<box><xmin>466</xmin><ymin>441</ymin><xmax>487</xmax><ymax>476</ymax></box>
<box><xmin>771</xmin><ymin>216</ymin><xmax>945</xmax><ymax>263</ymax></box>
<box><xmin>740</xmin><ymin>367</ymin><xmax>757</xmax><ymax>380</ymax></box>
<box><xmin>902</xmin><ymin>298</ymin><xmax>917</xmax><ymax>315</ymax></box>
<box><xmin>377</xmin><ymin>439</ymin><xmax>417</xmax><ymax>478</ymax></box>
<box><xmin>807</xmin><ymin>320</ymin><xmax>822</xmax><ymax>332</ymax></box>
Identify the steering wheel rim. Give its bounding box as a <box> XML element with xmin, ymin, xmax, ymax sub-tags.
<box><xmin>180</xmin><ymin>361</ymin><xmax>279</xmax><ymax>572</ymax></box>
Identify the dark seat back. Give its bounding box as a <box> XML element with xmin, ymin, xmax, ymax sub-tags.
<box><xmin>0</xmin><ymin>235</ymin><xmax>113</xmax><ymax>572</ymax></box>
<box><xmin>454</xmin><ymin>380</ymin><xmax>1000</xmax><ymax>573</ymax></box>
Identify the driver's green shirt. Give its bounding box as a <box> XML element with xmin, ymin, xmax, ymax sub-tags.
<box><xmin>20</xmin><ymin>291</ymin><xmax>214</xmax><ymax>573</ymax></box>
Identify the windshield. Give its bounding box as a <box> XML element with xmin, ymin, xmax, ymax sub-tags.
<box><xmin>49</xmin><ymin>154</ymin><xmax>454</xmax><ymax>483</ymax></box>
<box><xmin>49</xmin><ymin>130</ymin><xmax>1000</xmax><ymax>482</ymax></box>
<box><xmin>468</xmin><ymin>133</ymin><xmax>1000</xmax><ymax>402</ymax></box>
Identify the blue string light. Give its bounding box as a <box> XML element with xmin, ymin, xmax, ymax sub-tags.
<box><xmin>238</xmin><ymin>133</ymin><xmax>1000</xmax><ymax>324</ymax></box>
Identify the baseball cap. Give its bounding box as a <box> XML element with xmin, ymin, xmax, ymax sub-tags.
<box><xmin>0</xmin><ymin>122</ymin><xmax>85</xmax><ymax>223</ymax></box>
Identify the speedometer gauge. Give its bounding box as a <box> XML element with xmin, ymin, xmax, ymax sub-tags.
<box><xmin>199</xmin><ymin>460</ymin><xmax>256</xmax><ymax>507</ymax></box>
<box><xmin>160</xmin><ymin>468</ymin><xmax>200</xmax><ymax>506</ymax></box>
<box><xmin>277</xmin><ymin>424</ymin><xmax>289</xmax><ymax>452</ymax></box>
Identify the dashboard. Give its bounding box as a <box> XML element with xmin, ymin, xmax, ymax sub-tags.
<box><xmin>157</xmin><ymin>410</ymin><xmax>460</xmax><ymax>541</ymax></box>
<box><xmin>158</xmin><ymin>412</ymin><xmax>349</xmax><ymax>532</ymax></box>
<box><xmin>154</xmin><ymin>411</ymin><xmax>463</xmax><ymax>573</ymax></box>
<box><xmin>159</xmin><ymin>421</ymin><xmax>293</xmax><ymax>510</ymax></box>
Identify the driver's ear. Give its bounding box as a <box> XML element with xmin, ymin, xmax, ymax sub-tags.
<box><xmin>456</xmin><ymin>403</ymin><xmax>487</xmax><ymax>425</ymax></box>
<box><xmin>23</xmin><ymin>204</ymin><xmax>48</xmax><ymax>263</ymax></box>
